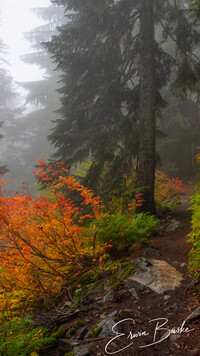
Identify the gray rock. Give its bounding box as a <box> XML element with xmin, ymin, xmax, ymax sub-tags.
<box><xmin>97</xmin><ymin>317</ymin><xmax>118</xmax><ymax>337</ymax></box>
<box><xmin>128</xmin><ymin>258</ymin><xmax>183</xmax><ymax>294</ymax></box>
<box><xmin>74</xmin><ymin>345</ymin><xmax>92</xmax><ymax>356</ymax></box>
<box><xmin>185</xmin><ymin>306</ymin><xmax>200</xmax><ymax>324</ymax></box>
<box><xmin>108</xmin><ymin>310</ymin><xmax>118</xmax><ymax>318</ymax></box>
<box><xmin>86</xmin><ymin>317</ymin><xmax>118</xmax><ymax>339</ymax></box>
<box><xmin>129</xmin><ymin>287</ymin><xmax>139</xmax><ymax>299</ymax></box>
<box><xmin>103</xmin><ymin>291</ymin><xmax>116</xmax><ymax>303</ymax></box>
<box><xmin>166</xmin><ymin>219</ymin><xmax>183</xmax><ymax>232</ymax></box>
<box><xmin>142</xmin><ymin>247</ymin><xmax>160</xmax><ymax>258</ymax></box>
<box><xmin>77</xmin><ymin>326</ymin><xmax>88</xmax><ymax>340</ymax></box>
<box><xmin>180</xmin><ymin>262</ymin><xmax>186</xmax><ymax>268</ymax></box>
<box><xmin>122</xmin><ymin>279</ymin><xmax>144</xmax><ymax>292</ymax></box>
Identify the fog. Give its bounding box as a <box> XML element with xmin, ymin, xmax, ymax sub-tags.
<box><xmin>0</xmin><ymin>0</ymin><xmax>51</xmax><ymax>81</ymax></box>
<box><xmin>0</xmin><ymin>0</ymin><xmax>199</xmax><ymax>198</ymax></box>
<box><xmin>0</xmin><ymin>0</ymin><xmax>61</xmax><ymax>194</ymax></box>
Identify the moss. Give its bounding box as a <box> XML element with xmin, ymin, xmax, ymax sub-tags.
<box><xmin>74</xmin><ymin>319</ymin><xmax>84</xmax><ymax>328</ymax></box>
<box><xmin>51</xmin><ymin>326</ymin><xmax>65</xmax><ymax>339</ymax></box>
<box><xmin>87</xmin><ymin>326</ymin><xmax>102</xmax><ymax>338</ymax></box>
<box><xmin>66</xmin><ymin>327</ymin><xmax>76</xmax><ymax>339</ymax></box>
<box><xmin>107</xmin><ymin>260</ymin><xmax>137</xmax><ymax>290</ymax></box>
<box><xmin>64</xmin><ymin>351</ymin><xmax>74</xmax><ymax>356</ymax></box>
<box><xmin>73</xmin><ymin>271</ymin><xmax>93</xmax><ymax>287</ymax></box>
<box><xmin>71</xmin><ymin>270</ymin><xmax>99</xmax><ymax>301</ymax></box>
<box><xmin>97</xmin><ymin>281</ymin><xmax>105</xmax><ymax>290</ymax></box>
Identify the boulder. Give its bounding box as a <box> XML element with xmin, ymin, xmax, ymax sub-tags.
<box><xmin>86</xmin><ymin>317</ymin><xmax>118</xmax><ymax>338</ymax></box>
<box><xmin>166</xmin><ymin>219</ymin><xmax>184</xmax><ymax>233</ymax></box>
<box><xmin>128</xmin><ymin>258</ymin><xmax>183</xmax><ymax>294</ymax></box>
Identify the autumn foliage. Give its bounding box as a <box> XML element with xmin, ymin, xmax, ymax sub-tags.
<box><xmin>154</xmin><ymin>170</ymin><xmax>185</xmax><ymax>208</ymax></box>
<box><xmin>0</xmin><ymin>161</ymin><xmax>105</xmax><ymax>307</ymax></box>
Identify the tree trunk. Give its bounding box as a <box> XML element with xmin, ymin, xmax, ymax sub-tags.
<box><xmin>137</xmin><ymin>0</ymin><xmax>156</xmax><ymax>215</ymax></box>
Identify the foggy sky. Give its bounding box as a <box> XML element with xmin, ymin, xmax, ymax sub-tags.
<box><xmin>0</xmin><ymin>0</ymin><xmax>51</xmax><ymax>82</ymax></box>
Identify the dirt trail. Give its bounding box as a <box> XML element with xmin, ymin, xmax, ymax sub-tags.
<box><xmin>93</xmin><ymin>183</ymin><xmax>200</xmax><ymax>356</ymax></box>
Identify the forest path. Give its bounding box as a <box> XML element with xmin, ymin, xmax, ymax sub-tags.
<box><xmin>94</xmin><ymin>182</ymin><xmax>200</xmax><ymax>356</ymax></box>
<box><xmin>129</xmin><ymin>181</ymin><xmax>200</xmax><ymax>355</ymax></box>
<box><xmin>152</xmin><ymin>182</ymin><xmax>196</xmax><ymax>265</ymax></box>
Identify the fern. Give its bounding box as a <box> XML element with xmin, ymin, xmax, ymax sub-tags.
<box><xmin>0</xmin><ymin>316</ymin><xmax>56</xmax><ymax>356</ymax></box>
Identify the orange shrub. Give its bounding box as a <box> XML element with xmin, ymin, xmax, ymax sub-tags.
<box><xmin>0</xmin><ymin>161</ymin><xmax>105</xmax><ymax>306</ymax></box>
<box><xmin>154</xmin><ymin>170</ymin><xmax>185</xmax><ymax>208</ymax></box>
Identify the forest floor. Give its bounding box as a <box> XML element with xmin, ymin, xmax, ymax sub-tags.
<box><xmin>89</xmin><ymin>182</ymin><xmax>200</xmax><ymax>356</ymax></box>
<box><xmin>39</xmin><ymin>182</ymin><xmax>200</xmax><ymax>356</ymax></box>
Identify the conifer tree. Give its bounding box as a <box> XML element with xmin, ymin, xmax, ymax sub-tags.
<box><xmin>45</xmin><ymin>0</ymin><xmax>200</xmax><ymax>212</ymax></box>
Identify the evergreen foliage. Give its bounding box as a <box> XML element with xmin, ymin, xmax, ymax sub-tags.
<box><xmin>45</xmin><ymin>0</ymin><xmax>200</xmax><ymax>207</ymax></box>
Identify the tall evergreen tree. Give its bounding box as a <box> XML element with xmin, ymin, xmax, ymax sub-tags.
<box><xmin>45</xmin><ymin>0</ymin><xmax>200</xmax><ymax>212</ymax></box>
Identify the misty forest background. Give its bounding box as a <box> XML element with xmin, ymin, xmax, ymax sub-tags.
<box><xmin>0</xmin><ymin>0</ymin><xmax>200</xmax><ymax>198</ymax></box>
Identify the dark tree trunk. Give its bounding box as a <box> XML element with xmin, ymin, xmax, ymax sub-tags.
<box><xmin>137</xmin><ymin>0</ymin><xmax>156</xmax><ymax>215</ymax></box>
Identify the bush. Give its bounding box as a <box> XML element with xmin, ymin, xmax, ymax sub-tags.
<box><xmin>155</xmin><ymin>170</ymin><xmax>185</xmax><ymax>209</ymax></box>
<box><xmin>92</xmin><ymin>213</ymin><xmax>158</xmax><ymax>252</ymax></box>
<box><xmin>0</xmin><ymin>161</ymin><xmax>106</xmax><ymax>308</ymax></box>
<box><xmin>187</xmin><ymin>152</ymin><xmax>200</xmax><ymax>280</ymax></box>
<box><xmin>187</xmin><ymin>192</ymin><xmax>200</xmax><ymax>280</ymax></box>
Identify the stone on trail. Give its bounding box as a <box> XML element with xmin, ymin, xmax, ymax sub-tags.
<box><xmin>185</xmin><ymin>305</ymin><xmax>200</xmax><ymax>324</ymax></box>
<box><xmin>127</xmin><ymin>258</ymin><xmax>183</xmax><ymax>294</ymax></box>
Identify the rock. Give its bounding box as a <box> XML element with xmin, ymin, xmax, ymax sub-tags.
<box><xmin>128</xmin><ymin>288</ymin><xmax>139</xmax><ymax>299</ymax></box>
<box><xmin>63</xmin><ymin>301</ymin><xmax>72</xmax><ymax>308</ymax></box>
<box><xmin>174</xmin><ymin>342</ymin><xmax>181</xmax><ymax>349</ymax></box>
<box><xmin>86</xmin><ymin>317</ymin><xmax>118</xmax><ymax>338</ymax></box>
<box><xmin>122</xmin><ymin>279</ymin><xmax>144</xmax><ymax>292</ymax></box>
<box><xmin>142</xmin><ymin>247</ymin><xmax>160</xmax><ymax>258</ymax></box>
<box><xmin>164</xmin><ymin>295</ymin><xmax>171</xmax><ymax>300</ymax></box>
<box><xmin>97</xmin><ymin>317</ymin><xmax>118</xmax><ymax>337</ymax></box>
<box><xmin>74</xmin><ymin>345</ymin><xmax>92</xmax><ymax>356</ymax></box>
<box><xmin>77</xmin><ymin>327</ymin><xmax>88</xmax><ymax>340</ymax></box>
<box><xmin>103</xmin><ymin>291</ymin><xmax>116</xmax><ymax>303</ymax></box>
<box><xmin>128</xmin><ymin>258</ymin><xmax>183</xmax><ymax>294</ymax></box>
<box><xmin>102</xmin><ymin>290</ymin><xmax>126</xmax><ymax>303</ymax></box>
<box><xmin>180</xmin><ymin>262</ymin><xmax>186</xmax><ymax>268</ymax></box>
<box><xmin>172</xmin><ymin>261</ymin><xmax>179</xmax><ymax>267</ymax></box>
<box><xmin>166</xmin><ymin>219</ymin><xmax>183</xmax><ymax>233</ymax></box>
<box><xmin>108</xmin><ymin>310</ymin><xmax>118</xmax><ymax>318</ymax></box>
<box><xmin>185</xmin><ymin>306</ymin><xmax>200</xmax><ymax>324</ymax></box>
<box><xmin>169</xmin><ymin>334</ymin><xmax>180</xmax><ymax>342</ymax></box>
<box><xmin>100</xmin><ymin>313</ymin><xmax>107</xmax><ymax>319</ymax></box>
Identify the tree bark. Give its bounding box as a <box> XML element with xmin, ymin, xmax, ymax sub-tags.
<box><xmin>137</xmin><ymin>0</ymin><xmax>156</xmax><ymax>215</ymax></box>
